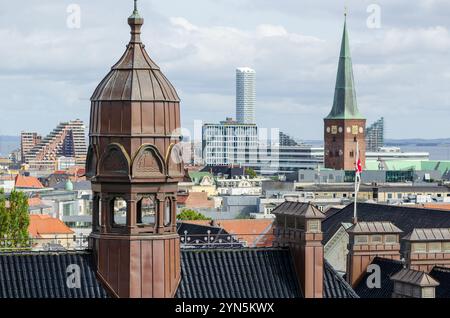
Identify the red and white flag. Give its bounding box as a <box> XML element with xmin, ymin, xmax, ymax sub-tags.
<box><xmin>355</xmin><ymin>144</ymin><xmax>362</xmax><ymax>193</ymax></box>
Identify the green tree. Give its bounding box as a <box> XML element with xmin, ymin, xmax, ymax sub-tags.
<box><xmin>0</xmin><ymin>190</ymin><xmax>30</xmax><ymax>249</ymax></box>
<box><xmin>177</xmin><ymin>209</ymin><xmax>211</xmax><ymax>221</ymax></box>
<box><xmin>245</xmin><ymin>168</ymin><xmax>258</xmax><ymax>179</ymax></box>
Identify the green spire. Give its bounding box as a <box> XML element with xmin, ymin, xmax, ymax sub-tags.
<box><xmin>326</xmin><ymin>16</ymin><xmax>364</xmax><ymax>120</ymax></box>
<box><xmin>129</xmin><ymin>0</ymin><xmax>141</xmax><ymax>19</ymax></box>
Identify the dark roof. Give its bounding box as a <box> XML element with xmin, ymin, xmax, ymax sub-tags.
<box><xmin>430</xmin><ymin>267</ymin><xmax>450</xmax><ymax>298</ymax></box>
<box><xmin>323</xmin><ymin>203</ymin><xmax>450</xmax><ymax>244</ymax></box>
<box><xmin>324</xmin><ymin>260</ymin><xmax>359</xmax><ymax>298</ymax></box>
<box><xmin>354</xmin><ymin>257</ymin><xmax>404</xmax><ymax>298</ymax></box>
<box><xmin>176</xmin><ymin>248</ymin><xmax>302</xmax><ymax>298</ymax></box>
<box><xmin>272</xmin><ymin>201</ymin><xmax>325</xmax><ymax>218</ymax></box>
<box><xmin>0</xmin><ymin>247</ymin><xmax>358</xmax><ymax>298</ymax></box>
<box><xmin>0</xmin><ymin>252</ymin><xmax>108</xmax><ymax>298</ymax></box>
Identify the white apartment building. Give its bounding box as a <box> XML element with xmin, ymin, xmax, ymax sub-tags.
<box><xmin>202</xmin><ymin>118</ymin><xmax>258</xmax><ymax>166</ymax></box>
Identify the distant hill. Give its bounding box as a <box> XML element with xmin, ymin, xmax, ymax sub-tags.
<box><xmin>385</xmin><ymin>138</ymin><xmax>450</xmax><ymax>146</ymax></box>
<box><xmin>0</xmin><ymin>136</ymin><xmax>20</xmax><ymax>157</ymax></box>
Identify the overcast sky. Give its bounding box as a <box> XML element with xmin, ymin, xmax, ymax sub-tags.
<box><xmin>0</xmin><ymin>0</ymin><xmax>449</xmax><ymax>140</ymax></box>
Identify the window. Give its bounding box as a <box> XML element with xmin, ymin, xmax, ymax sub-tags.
<box><xmin>350</xmin><ymin>151</ymin><xmax>354</xmax><ymax>158</ymax></box>
<box><xmin>422</xmin><ymin>287</ymin><xmax>435</xmax><ymax>298</ymax></box>
<box><xmin>371</xmin><ymin>235</ymin><xmax>383</xmax><ymax>244</ymax></box>
<box><xmin>387</xmin><ymin>193</ymin><xmax>393</xmax><ymax>199</ymax></box>
<box><xmin>443</xmin><ymin>242</ymin><xmax>450</xmax><ymax>252</ymax></box>
<box><xmin>307</xmin><ymin>220</ymin><xmax>321</xmax><ymax>233</ymax></box>
<box><xmin>112</xmin><ymin>197</ymin><xmax>127</xmax><ymax>226</ymax></box>
<box><xmin>137</xmin><ymin>196</ymin><xmax>156</xmax><ymax>225</ymax></box>
<box><xmin>385</xmin><ymin>235</ymin><xmax>397</xmax><ymax>244</ymax></box>
<box><xmin>428</xmin><ymin>242</ymin><xmax>441</xmax><ymax>253</ymax></box>
<box><xmin>355</xmin><ymin>235</ymin><xmax>369</xmax><ymax>245</ymax></box>
<box><xmin>164</xmin><ymin>198</ymin><xmax>172</xmax><ymax>227</ymax></box>
<box><xmin>412</xmin><ymin>243</ymin><xmax>427</xmax><ymax>253</ymax></box>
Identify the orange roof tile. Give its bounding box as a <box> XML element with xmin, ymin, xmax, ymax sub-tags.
<box><xmin>184</xmin><ymin>219</ymin><xmax>275</xmax><ymax>247</ymax></box>
<box><xmin>15</xmin><ymin>175</ymin><xmax>44</xmax><ymax>189</ymax></box>
<box><xmin>416</xmin><ymin>203</ymin><xmax>450</xmax><ymax>211</ymax></box>
<box><xmin>28</xmin><ymin>214</ymin><xmax>74</xmax><ymax>237</ymax></box>
<box><xmin>28</xmin><ymin>197</ymin><xmax>43</xmax><ymax>207</ymax></box>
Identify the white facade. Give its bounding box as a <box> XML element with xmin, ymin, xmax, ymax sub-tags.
<box><xmin>202</xmin><ymin>119</ymin><xmax>258</xmax><ymax>166</ymax></box>
<box><xmin>236</xmin><ymin>67</ymin><xmax>256</xmax><ymax>124</ymax></box>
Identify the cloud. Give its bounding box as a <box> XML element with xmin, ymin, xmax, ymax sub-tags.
<box><xmin>0</xmin><ymin>0</ymin><xmax>449</xmax><ymax>141</ymax></box>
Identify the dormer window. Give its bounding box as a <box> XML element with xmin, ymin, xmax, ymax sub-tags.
<box><xmin>307</xmin><ymin>220</ymin><xmax>321</xmax><ymax>233</ymax></box>
<box><xmin>355</xmin><ymin>235</ymin><xmax>368</xmax><ymax>245</ymax></box>
<box><xmin>428</xmin><ymin>242</ymin><xmax>442</xmax><ymax>253</ymax></box>
<box><xmin>385</xmin><ymin>235</ymin><xmax>397</xmax><ymax>244</ymax></box>
<box><xmin>371</xmin><ymin>235</ymin><xmax>382</xmax><ymax>244</ymax></box>
<box><xmin>412</xmin><ymin>243</ymin><xmax>427</xmax><ymax>253</ymax></box>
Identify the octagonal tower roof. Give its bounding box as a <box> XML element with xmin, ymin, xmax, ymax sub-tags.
<box><xmin>91</xmin><ymin>2</ymin><xmax>179</xmax><ymax>102</ymax></box>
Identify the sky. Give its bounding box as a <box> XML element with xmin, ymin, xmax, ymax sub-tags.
<box><xmin>0</xmin><ymin>0</ymin><xmax>449</xmax><ymax>141</ymax></box>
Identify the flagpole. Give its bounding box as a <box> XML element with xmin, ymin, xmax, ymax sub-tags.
<box><xmin>353</xmin><ymin>141</ymin><xmax>359</xmax><ymax>224</ymax></box>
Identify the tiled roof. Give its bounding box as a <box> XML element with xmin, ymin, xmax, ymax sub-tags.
<box><xmin>403</xmin><ymin>228</ymin><xmax>450</xmax><ymax>241</ymax></box>
<box><xmin>176</xmin><ymin>248</ymin><xmax>302</xmax><ymax>298</ymax></box>
<box><xmin>272</xmin><ymin>201</ymin><xmax>325</xmax><ymax>219</ymax></box>
<box><xmin>430</xmin><ymin>267</ymin><xmax>450</xmax><ymax>298</ymax></box>
<box><xmin>390</xmin><ymin>268</ymin><xmax>439</xmax><ymax>287</ymax></box>
<box><xmin>28</xmin><ymin>215</ymin><xmax>74</xmax><ymax>237</ymax></box>
<box><xmin>354</xmin><ymin>257</ymin><xmax>404</xmax><ymax>298</ymax></box>
<box><xmin>0</xmin><ymin>252</ymin><xmax>108</xmax><ymax>298</ymax></box>
<box><xmin>324</xmin><ymin>261</ymin><xmax>359</xmax><ymax>298</ymax></box>
<box><xmin>0</xmin><ymin>248</ymin><xmax>358</xmax><ymax>298</ymax></box>
<box><xmin>347</xmin><ymin>222</ymin><xmax>403</xmax><ymax>234</ymax></box>
<box><xmin>15</xmin><ymin>175</ymin><xmax>44</xmax><ymax>189</ymax></box>
<box><xmin>323</xmin><ymin>203</ymin><xmax>450</xmax><ymax>244</ymax></box>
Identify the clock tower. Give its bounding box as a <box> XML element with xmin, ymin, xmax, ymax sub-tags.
<box><xmin>324</xmin><ymin>16</ymin><xmax>366</xmax><ymax>171</ymax></box>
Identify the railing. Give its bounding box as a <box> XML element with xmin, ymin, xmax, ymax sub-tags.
<box><xmin>0</xmin><ymin>232</ymin><xmax>278</xmax><ymax>252</ymax></box>
<box><xmin>0</xmin><ymin>234</ymin><xmax>89</xmax><ymax>252</ymax></box>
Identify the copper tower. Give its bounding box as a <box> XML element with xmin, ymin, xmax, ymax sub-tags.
<box><xmin>86</xmin><ymin>1</ymin><xmax>184</xmax><ymax>298</ymax></box>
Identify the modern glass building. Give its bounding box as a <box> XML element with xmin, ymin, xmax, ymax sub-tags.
<box><xmin>236</xmin><ymin>67</ymin><xmax>256</xmax><ymax>124</ymax></box>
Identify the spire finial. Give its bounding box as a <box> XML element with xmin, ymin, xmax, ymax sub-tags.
<box><xmin>134</xmin><ymin>0</ymin><xmax>138</xmax><ymax>13</ymax></box>
<box><xmin>344</xmin><ymin>6</ymin><xmax>348</xmax><ymax>18</ymax></box>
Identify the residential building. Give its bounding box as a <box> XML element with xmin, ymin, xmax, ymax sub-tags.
<box><xmin>324</xmin><ymin>18</ymin><xmax>366</xmax><ymax>170</ymax></box>
<box><xmin>236</xmin><ymin>67</ymin><xmax>256</xmax><ymax>124</ymax></box>
<box><xmin>25</xmin><ymin>119</ymin><xmax>87</xmax><ymax>170</ymax></box>
<box><xmin>28</xmin><ymin>214</ymin><xmax>75</xmax><ymax>251</ymax></box>
<box><xmin>20</xmin><ymin>132</ymin><xmax>41</xmax><ymax>163</ymax></box>
<box><xmin>366</xmin><ymin>117</ymin><xmax>385</xmax><ymax>151</ymax></box>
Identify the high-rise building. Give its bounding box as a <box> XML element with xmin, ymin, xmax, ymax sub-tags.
<box><xmin>20</xmin><ymin>132</ymin><xmax>41</xmax><ymax>163</ymax></box>
<box><xmin>366</xmin><ymin>117</ymin><xmax>385</xmax><ymax>152</ymax></box>
<box><xmin>24</xmin><ymin>119</ymin><xmax>87</xmax><ymax>170</ymax></box>
<box><xmin>202</xmin><ymin>117</ymin><xmax>258</xmax><ymax>166</ymax></box>
<box><xmin>324</xmin><ymin>16</ymin><xmax>366</xmax><ymax>171</ymax></box>
<box><xmin>236</xmin><ymin>67</ymin><xmax>256</xmax><ymax>124</ymax></box>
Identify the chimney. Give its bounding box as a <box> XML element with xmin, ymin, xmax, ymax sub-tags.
<box><xmin>273</xmin><ymin>202</ymin><xmax>325</xmax><ymax>298</ymax></box>
<box><xmin>403</xmin><ymin>228</ymin><xmax>450</xmax><ymax>272</ymax></box>
<box><xmin>346</xmin><ymin>222</ymin><xmax>402</xmax><ymax>287</ymax></box>
<box><xmin>390</xmin><ymin>268</ymin><xmax>439</xmax><ymax>298</ymax></box>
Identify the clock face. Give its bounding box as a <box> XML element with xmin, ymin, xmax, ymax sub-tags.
<box><xmin>352</xmin><ymin>125</ymin><xmax>359</xmax><ymax>135</ymax></box>
<box><xmin>331</xmin><ymin>126</ymin><xmax>338</xmax><ymax>134</ymax></box>
<box><xmin>326</xmin><ymin>127</ymin><xmax>331</xmax><ymax>133</ymax></box>
<box><xmin>338</xmin><ymin>127</ymin><xmax>343</xmax><ymax>133</ymax></box>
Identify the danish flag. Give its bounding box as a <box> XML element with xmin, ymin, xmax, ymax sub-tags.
<box><xmin>356</xmin><ymin>158</ymin><xmax>362</xmax><ymax>174</ymax></box>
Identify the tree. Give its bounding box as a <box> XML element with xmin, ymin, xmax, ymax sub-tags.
<box><xmin>245</xmin><ymin>168</ymin><xmax>258</xmax><ymax>179</ymax></box>
<box><xmin>177</xmin><ymin>209</ymin><xmax>211</xmax><ymax>221</ymax></box>
<box><xmin>0</xmin><ymin>190</ymin><xmax>30</xmax><ymax>249</ymax></box>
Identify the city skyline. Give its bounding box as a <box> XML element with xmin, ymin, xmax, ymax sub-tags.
<box><xmin>1</xmin><ymin>1</ymin><xmax>450</xmax><ymax>140</ymax></box>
